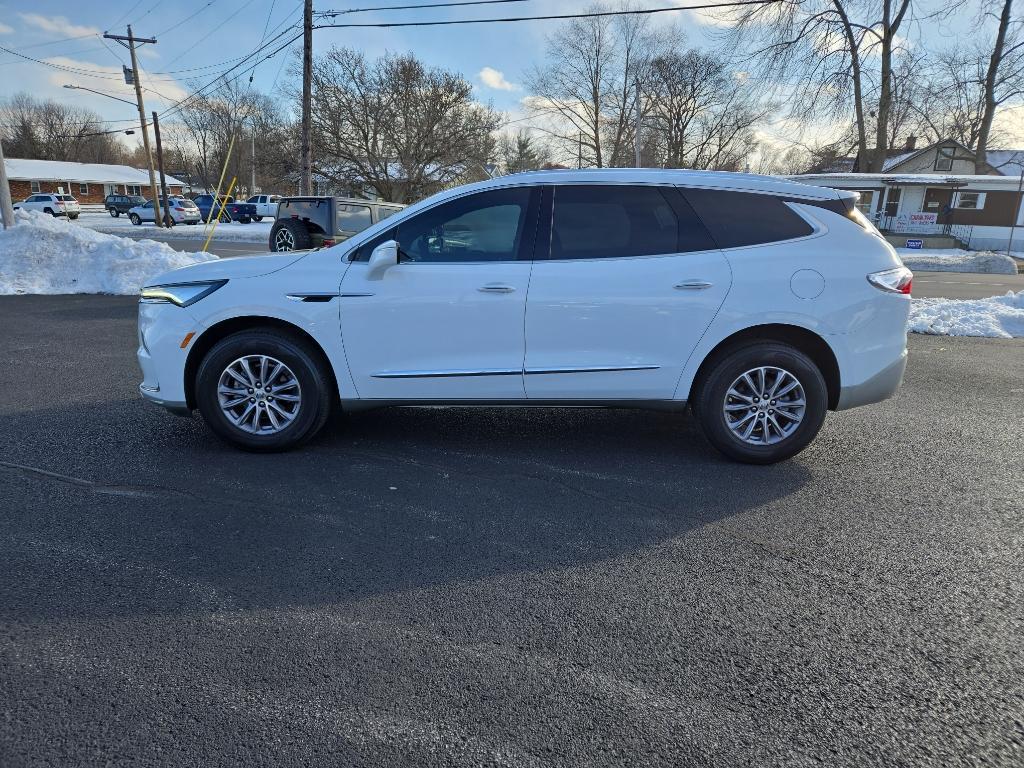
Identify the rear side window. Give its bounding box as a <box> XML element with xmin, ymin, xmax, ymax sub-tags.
<box><xmin>337</xmin><ymin>204</ymin><xmax>372</xmax><ymax>233</ymax></box>
<box><xmin>549</xmin><ymin>185</ymin><xmax>714</xmax><ymax>259</ymax></box>
<box><xmin>680</xmin><ymin>189</ymin><xmax>814</xmax><ymax>249</ymax></box>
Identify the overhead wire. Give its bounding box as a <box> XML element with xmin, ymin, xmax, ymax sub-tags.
<box><xmin>317</xmin><ymin>0</ymin><xmax>529</xmax><ymax>15</ymax></box>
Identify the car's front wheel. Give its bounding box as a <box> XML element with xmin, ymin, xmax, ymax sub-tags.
<box><xmin>109</xmin><ymin>208</ymin><xmax>119</xmax><ymax>217</ymax></box>
<box><xmin>129</xmin><ymin>213</ymin><xmax>141</xmax><ymax>225</ymax></box>
<box><xmin>692</xmin><ymin>342</ymin><xmax>827</xmax><ymax>464</ymax></box>
<box><xmin>253</xmin><ymin>215</ymin><xmax>263</xmax><ymax>222</ymax></box>
<box><xmin>195</xmin><ymin>330</ymin><xmax>333</xmax><ymax>451</ymax></box>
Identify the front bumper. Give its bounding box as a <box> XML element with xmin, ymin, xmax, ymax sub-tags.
<box><xmin>137</xmin><ymin>300</ymin><xmax>197</xmax><ymax>416</ymax></box>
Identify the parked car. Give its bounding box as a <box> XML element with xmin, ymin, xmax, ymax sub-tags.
<box><xmin>128</xmin><ymin>197</ymin><xmax>201</xmax><ymax>225</ymax></box>
<box><xmin>269</xmin><ymin>196</ymin><xmax>405</xmax><ymax>252</ymax></box>
<box><xmin>105</xmin><ymin>194</ymin><xmax>147</xmax><ymax>217</ymax></box>
<box><xmin>13</xmin><ymin>193</ymin><xmax>80</xmax><ymax>219</ymax></box>
<box><xmin>192</xmin><ymin>195</ymin><xmax>258</xmax><ymax>224</ymax></box>
<box><xmin>246</xmin><ymin>194</ymin><xmax>282</xmax><ymax>222</ymax></box>
<box><xmin>138</xmin><ymin>169</ymin><xmax>911</xmax><ymax>463</ymax></box>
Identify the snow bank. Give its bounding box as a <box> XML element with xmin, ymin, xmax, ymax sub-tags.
<box><xmin>896</xmin><ymin>248</ymin><xmax>1019</xmax><ymax>275</ymax></box>
<box><xmin>81</xmin><ymin>212</ymin><xmax>271</xmax><ymax>243</ymax></box>
<box><xmin>0</xmin><ymin>210</ymin><xmax>216</xmax><ymax>295</ymax></box>
<box><xmin>909</xmin><ymin>292</ymin><xmax>1024</xmax><ymax>338</ymax></box>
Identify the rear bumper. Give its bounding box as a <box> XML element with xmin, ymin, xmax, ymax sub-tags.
<box><xmin>836</xmin><ymin>349</ymin><xmax>907</xmax><ymax>410</ymax></box>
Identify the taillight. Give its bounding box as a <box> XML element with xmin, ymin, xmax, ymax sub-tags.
<box><xmin>322</xmin><ymin>239</ymin><xmax>336</xmax><ymax>247</ymax></box>
<box><xmin>867</xmin><ymin>267</ymin><xmax>913</xmax><ymax>295</ymax></box>
<box><xmin>175</xmin><ymin>207</ymin><xmax>185</xmax><ymax>212</ymax></box>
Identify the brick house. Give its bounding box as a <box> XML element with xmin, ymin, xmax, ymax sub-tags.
<box><xmin>3</xmin><ymin>158</ymin><xmax>185</xmax><ymax>206</ymax></box>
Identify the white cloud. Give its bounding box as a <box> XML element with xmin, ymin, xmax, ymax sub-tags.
<box><xmin>19</xmin><ymin>13</ymin><xmax>100</xmax><ymax>39</ymax></box>
<box><xmin>0</xmin><ymin>22</ymin><xmax>14</xmax><ymax>35</ymax></box>
<box><xmin>479</xmin><ymin>67</ymin><xmax>519</xmax><ymax>92</ymax></box>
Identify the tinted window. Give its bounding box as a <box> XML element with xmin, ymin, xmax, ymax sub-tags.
<box><xmin>549</xmin><ymin>185</ymin><xmax>713</xmax><ymax>259</ymax></box>
<box><xmin>397</xmin><ymin>187</ymin><xmax>533</xmax><ymax>263</ymax></box>
<box><xmin>378</xmin><ymin>206</ymin><xmax>401</xmax><ymax>220</ymax></box>
<box><xmin>336</xmin><ymin>204</ymin><xmax>372</xmax><ymax>233</ymax></box>
<box><xmin>681</xmin><ymin>189</ymin><xmax>814</xmax><ymax>249</ymax></box>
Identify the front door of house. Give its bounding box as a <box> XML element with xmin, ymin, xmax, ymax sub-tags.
<box><xmin>923</xmin><ymin>187</ymin><xmax>954</xmax><ymax>225</ymax></box>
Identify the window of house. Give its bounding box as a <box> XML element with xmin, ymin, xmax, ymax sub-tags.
<box><xmin>934</xmin><ymin>145</ymin><xmax>955</xmax><ymax>172</ymax></box>
<box><xmin>883</xmin><ymin>187</ymin><xmax>902</xmax><ymax>217</ymax></box>
<box><xmin>955</xmin><ymin>191</ymin><xmax>986</xmax><ymax>210</ymax></box>
<box><xmin>30</xmin><ymin>181</ymin><xmax>41</xmax><ymax>193</ymax></box>
<box><xmin>79</xmin><ymin>183</ymin><xmax>89</xmax><ymax>195</ymax></box>
<box><xmin>126</xmin><ymin>185</ymin><xmax>142</xmax><ymax>196</ymax></box>
<box><xmin>853</xmin><ymin>190</ymin><xmax>875</xmax><ymax>215</ymax></box>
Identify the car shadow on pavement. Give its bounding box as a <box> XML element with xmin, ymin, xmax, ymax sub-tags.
<box><xmin>0</xmin><ymin>397</ymin><xmax>811</xmax><ymax>623</ymax></box>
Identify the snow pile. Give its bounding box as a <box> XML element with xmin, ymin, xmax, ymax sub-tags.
<box><xmin>86</xmin><ymin>215</ymin><xmax>273</xmax><ymax>243</ymax></box>
<box><xmin>909</xmin><ymin>291</ymin><xmax>1024</xmax><ymax>338</ymax></box>
<box><xmin>0</xmin><ymin>210</ymin><xmax>216</xmax><ymax>295</ymax></box>
<box><xmin>896</xmin><ymin>248</ymin><xmax>1019</xmax><ymax>275</ymax></box>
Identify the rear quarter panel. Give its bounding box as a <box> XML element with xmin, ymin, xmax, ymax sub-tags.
<box><xmin>674</xmin><ymin>204</ymin><xmax>910</xmax><ymax>400</ymax></box>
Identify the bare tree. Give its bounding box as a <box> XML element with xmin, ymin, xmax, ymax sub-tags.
<box><xmin>525</xmin><ymin>2</ymin><xmax>675</xmax><ymax>167</ymax></box>
<box><xmin>0</xmin><ymin>93</ymin><xmax>128</xmax><ymax>164</ymax></box>
<box><xmin>644</xmin><ymin>51</ymin><xmax>771</xmax><ymax>170</ymax></box>
<box><xmin>975</xmin><ymin>0</ymin><xmax>1024</xmax><ymax>166</ymax></box>
<box><xmin>303</xmin><ymin>48</ymin><xmax>500</xmax><ymax>203</ymax></box>
<box><xmin>725</xmin><ymin>0</ymin><xmax>949</xmax><ymax>172</ymax></box>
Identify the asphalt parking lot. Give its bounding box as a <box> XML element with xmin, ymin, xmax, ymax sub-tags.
<box><xmin>1</xmin><ymin>294</ymin><xmax>1021</xmax><ymax>767</ymax></box>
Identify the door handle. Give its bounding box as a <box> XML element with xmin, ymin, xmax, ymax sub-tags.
<box><xmin>674</xmin><ymin>280</ymin><xmax>713</xmax><ymax>290</ymax></box>
<box><xmin>478</xmin><ymin>283</ymin><xmax>516</xmax><ymax>293</ymax></box>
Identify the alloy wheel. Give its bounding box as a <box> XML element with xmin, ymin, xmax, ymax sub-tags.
<box><xmin>217</xmin><ymin>355</ymin><xmax>301</xmax><ymax>435</ymax></box>
<box><xmin>274</xmin><ymin>229</ymin><xmax>295</xmax><ymax>251</ymax></box>
<box><xmin>723</xmin><ymin>366</ymin><xmax>806</xmax><ymax>445</ymax></box>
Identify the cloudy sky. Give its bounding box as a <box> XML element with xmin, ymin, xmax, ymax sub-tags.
<box><xmin>0</xmin><ymin>0</ymin><xmax>1009</xmax><ymax>153</ymax></box>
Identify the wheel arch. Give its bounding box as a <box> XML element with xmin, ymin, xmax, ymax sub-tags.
<box><xmin>183</xmin><ymin>315</ymin><xmax>339</xmax><ymax>410</ymax></box>
<box><xmin>692</xmin><ymin>324</ymin><xmax>841</xmax><ymax>410</ymax></box>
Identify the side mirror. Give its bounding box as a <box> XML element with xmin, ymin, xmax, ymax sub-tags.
<box><xmin>366</xmin><ymin>239</ymin><xmax>399</xmax><ymax>280</ymax></box>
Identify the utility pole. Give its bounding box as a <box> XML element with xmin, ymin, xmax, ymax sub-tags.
<box><xmin>251</xmin><ymin>125</ymin><xmax>256</xmax><ymax>196</ymax></box>
<box><xmin>0</xmin><ymin>138</ymin><xmax>15</xmax><ymax>229</ymax></box>
<box><xmin>300</xmin><ymin>0</ymin><xmax>313</xmax><ymax>195</ymax></box>
<box><xmin>152</xmin><ymin>111</ymin><xmax>171</xmax><ymax>226</ymax></box>
<box><xmin>105</xmin><ymin>26</ymin><xmax>164</xmax><ymax>227</ymax></box>
<box><xmin>634</xmin><ymin>78</ymin><xmax>642</xmax><ymax>168</ymax></box>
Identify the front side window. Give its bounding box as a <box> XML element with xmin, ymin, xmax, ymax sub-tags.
<box><xmin>398</xmin><ymin>187</ymin><xmax>534</xmax><ymax>263</ymax></box>
<box><xmin>681</xmin><ymin>189</ymin><xmax>814</xmax><ymax>249</ymax></box>
<box><xmin>336</xmin><ymin>204</ymin><xmax>373</xmax><ymax>234</ymax></box>
<box><xmin>935</xmin><ymin>145</ymin><xmax>955</xmax><ymax>172</ymax></box>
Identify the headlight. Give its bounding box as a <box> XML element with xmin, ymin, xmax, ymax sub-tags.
<box><xmin>140</xmin><ymin>280</ymin><xmax>227</xmax><ymax>307</ymax></box>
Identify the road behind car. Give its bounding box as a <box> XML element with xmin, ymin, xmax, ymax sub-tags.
<box><xmin>0</xmin><ymin>294</ymin><xmax>1021</xmax><ymax>766</ymax></box>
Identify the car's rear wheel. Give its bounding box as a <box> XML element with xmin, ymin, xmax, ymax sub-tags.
<box><xmin>195</xmin><ymin>330</ymin><xmax>333</xmax><ymax>452</ymax></box>
<box><xmin>692</xmin><ymin>342</ymin><xmax>827</xmax><ymax>464</ymax></box>
<box><xmin>270</xmin><ymin>218</ymin><xmax>312</xmax><ymax>252</ymax></box>
<box><xmin>129</xmin><ymin>213</ymin><xmax>141</xmax><ymax>225</ymax></box>
<box><xmin>43</xmin><ymin>208</ymin><xmax>54</xmax><ymax>216</ymax></box>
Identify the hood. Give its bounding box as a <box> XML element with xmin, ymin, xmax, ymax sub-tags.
<box><xmin>145</xmin><ymin>250</ymin><xmax>312</xmax><ymax>287</ymax></box>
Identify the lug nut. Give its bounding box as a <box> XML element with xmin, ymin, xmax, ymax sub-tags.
<box><xmin>248</xmin><ymin>388</ymin><xmax>254</xmax><ymax>394</ymax></box>
<box><xmin>249</xmin><ymin>397</ymin><xmax>256</xmax><ymax>403</ymax></box>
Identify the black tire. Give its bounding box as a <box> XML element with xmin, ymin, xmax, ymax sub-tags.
<box><xmin>129</xmin><ymin>213</ymin><xmax>141</xmax><ymax>225</ymax></box>
<box><xmin>269</xmin><ymin>218</ymin><xmax>312</xmax><ymax>252</ymax></box>
<box><xmin>692</xmin><ymin>341</ymin><xmax>827</xmax><ymax>464</ymax></box>
<box><xmin>109</xmin><ymin>208</ymin><xmax>119</xmax><ymax>217</ymax></box>
<box><xmin>253</xmin><ymin>215</ymin><xmax>263</xmax><ymax>222</ymax></box>
<box><xmin>44</xmin><ymin>208</ymin><xmax>54</xmax><ymax>216</ymax></box>
<box><xmin>186</xmin><ymin>221</ymin><xmax>197</xmax><ymax>225</ymax></box>
<box><xmin>195</xmin><ymin>330</ymin><xmax>333</xmax><ymax>452</ymax></box>
<box><xmin>68</xmin><ymin>214</ymin><xmax>78</xmax><ymax>220</ymax></box>
<box><xmin>219</xmin><ymin>211</ymin><xmax>232</xmax><ymax>223</ymax></box>
<box><xmin>238</xmin><ymin>216</ymin><xmax>252</xmax><ymax>224</ymax></box>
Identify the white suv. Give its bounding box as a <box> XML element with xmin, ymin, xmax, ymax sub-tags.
<box><xmin>14</xmin><ymin>193</ymin><xmax>81</xmax><ymax>219</ymax></box>
<box><xmin>137</xmin><ymin>169</ymin><xmax>911</xmax><ymax>463</ymax></box>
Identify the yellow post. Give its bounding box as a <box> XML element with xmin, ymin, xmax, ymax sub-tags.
<box><xmin>204</xmin><ymin>133</ymin><xmax>237</xmax><ymax>227</ymax></box>
<box><xmin>202</xmin><ymin>176</ymin><xmax>236</xmax><ymax>253</ymax></box>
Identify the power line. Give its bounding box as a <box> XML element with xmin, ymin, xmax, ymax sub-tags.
<box><xmin>317</xmin><ymin>0</ymin><xmax>530</xmax><ymax>16</ymax></box>
<box><xmin>314</xmin><ymin>0</ymin><xmax>780</xmax><ymax>28</ymax></box>
<box><xmin>156</xmin><ymin>1</ymin><xmax>218</xmax><ymax>37</ymax></box>
<box><xmin>108</xmin><ymin>0</ymin><xmax>147</xmax><ymax>29</ymax></box>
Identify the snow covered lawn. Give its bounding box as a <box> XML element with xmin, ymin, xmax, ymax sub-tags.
<box><xmin>0</xmin><ymin>210</ymin><xmax>216</xmax><ymax>295</ymax></box>
<box><xmin>896</xmin><ymin>248</ymin><xmax>1019</xmax><ymax>275</ymax></box>
<box><xmin>77</xmin><ymin>211</ymin><xmax>272</xmax><ymax>243</ymax></box>
<box><xmin>910</xmin><ymin>292</ymin><xmax>1024</xmax><ymax>338</ymax></box>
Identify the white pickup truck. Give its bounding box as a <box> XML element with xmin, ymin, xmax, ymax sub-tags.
<box><xmin>245</xmin><ymin>195</ymin><xmax>282</xmax><ymax>222</ymax></box>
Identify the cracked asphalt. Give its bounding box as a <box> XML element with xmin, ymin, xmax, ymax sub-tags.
<box><xmin>1</xmin><ymin>294</ymin><xmax>1021</xmax><ymax>767</ymax></box>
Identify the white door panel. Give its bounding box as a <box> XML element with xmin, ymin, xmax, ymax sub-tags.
<box><xmin>339</xmin><ymin>261</ymin><xmax>531</xmax><ymax>400</ymax></box>
<box><xmin>524</xmin><ymin>251</ymin><xmax>731</xmax><ymax>399</ymax></box>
